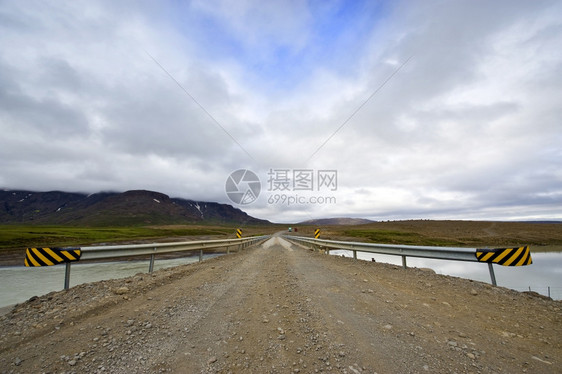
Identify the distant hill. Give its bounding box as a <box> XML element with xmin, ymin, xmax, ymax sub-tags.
<box><xmin>298</xmin><ymin>217</ymin><xmax>374</xmax><ymax>226</ymax></box>
<box><xmin>0</xmin><ymin>189</ymin><xmax>269</xmax><ymax>226</ymax></box>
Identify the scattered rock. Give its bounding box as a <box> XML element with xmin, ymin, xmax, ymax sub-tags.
<box><xmin>419</xmin><ymin>268</ymin><xmax>436</xmax><ymax>274</ymax></box>
<box><xmin>501</xmin><ymin>331</ymin><xmax>515</xmax><ymax>338</ymax></box>
<box><xmin>113</xmin><ymin>287</ymin><xmax>130</xmax><ymax>295</ymax></box>
<box><xmin>531</xmin><ymin>356</ymin><xmax>552</xmax><ymax>365</ymax></box>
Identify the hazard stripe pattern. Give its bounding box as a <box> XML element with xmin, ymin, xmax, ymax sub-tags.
<box><xmin>24</xmin><ymin>247</ymin><xmax>81</xmax><ymax>267</ymax></box>
<box><xmin>475</xmin><ymin>246</ymin><xmax>532</xmax><ymax>266</ymax></box>
<box><xmin>314</xmin><ymin>229</ymin><xmax>320</xmax><ymax>239</ymax></box>
<box><xmin>236</xmin><ymin>229</ymin><xmax>242</xmax><ymax>238</ymax></box>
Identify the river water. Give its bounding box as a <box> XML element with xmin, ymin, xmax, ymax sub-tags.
<box><xmin>330</xmin><ymin>250</ymin><xmax>562</xmax><ymax>300</ymax></box>
<box><xmin>0</xmin><ymin>254</ymin><xmax>222</xmax><ymax>309</ymax></box>
<box><xmin>1</xmin><ymin>250</ymin><xmax>561</xmax><ymax>309</ymax></box>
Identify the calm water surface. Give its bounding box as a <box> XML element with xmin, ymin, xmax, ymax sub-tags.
<box><xmin>0</xmin><ymin>254</ymin><xmax>221</xmax><ymax>308</ymax></box>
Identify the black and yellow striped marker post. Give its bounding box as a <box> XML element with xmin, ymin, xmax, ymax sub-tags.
<box><xmin>475</xmin><ymin>246</ymin><xmax>532</xmax><ymax>286</ymax></box>
<box><xmin>314</xmin><ymin>228</ymin><xmax>320</xmax><ymax>239</ymax></box>
<box><xmin>236</xmin><ymin>228</ymin><xmax>242</xmax><ymax>238</ymax></box>
<box><xmin>475</xmin><ymin>246</ymin><xmax>532</xmax><ymax>266</ymax></box>
<box><xmin>25</xmin><ymin>247</ymin><xmax>82</xmax><ymax>290</ymax></box>
<box><xmin>25</xmin><ymin>247</ymin><xmax>82</xmax><ymax>267</ymax></box>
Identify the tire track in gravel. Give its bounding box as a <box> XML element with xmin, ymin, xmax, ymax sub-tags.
<box><xmin>286</xmin><ymin>239</ymin><xmax>457</xmax><ymax>373</ymax></box>
<box><xmin>285</xmin><ymin>238</ymin><xmax>405</xmax><ymax>373</ymax></box>
<box><xmin>169</xmin><ymin>237</ymin><xmax>329</xmax><ymax>373</ymax></box>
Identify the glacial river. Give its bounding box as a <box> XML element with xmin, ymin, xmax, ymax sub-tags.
<box><xmin>0</xmin><ymin>254</ymin><xmax>221</xmax><ymax>309</ymax></box>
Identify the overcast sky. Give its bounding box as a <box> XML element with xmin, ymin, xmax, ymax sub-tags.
<box><xmin>1</xmin><ymin>0</ymin><xmax>561</xmax><ymax>223</ymax></box>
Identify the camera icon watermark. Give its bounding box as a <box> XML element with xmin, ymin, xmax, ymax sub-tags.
<box><xmin>225</xmin><ymin>169</ymin><xmax>261</xmax><ymax>205</ymax></box>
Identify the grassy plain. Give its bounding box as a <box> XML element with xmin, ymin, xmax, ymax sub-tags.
<box><xmin>0</xmin><ymin>225</ymin><xmax>279</xmax><ymax>250</ymax></box>
<box><xmin>292</xmin><ymin>220</ymin><xmax>562</xmax><ymax>252</ymax></box>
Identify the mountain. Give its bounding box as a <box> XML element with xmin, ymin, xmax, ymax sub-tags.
<box><xmin>298</xmin><ymin>217</ymin><xmax>374</xmax><ymax>226</ymax></box>
<box><xmin>0</xmin><ymin>189</ymin><xmax>269</xmax><ymax>226</ymax></box>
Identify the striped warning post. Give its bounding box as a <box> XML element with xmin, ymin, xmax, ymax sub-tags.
<box><xmin>236</xmin><ymin>229</ymin><xmax>242</xmax><ymax>238</ymax></box>
<box><xmin>475</xmin><ymin>246</ymin><xmax>532</xmax><ymax>266</ymax></box>
<box><xmin>24</xmin><ymin>247</ymin><xmax>82</xmax><ymax>267</ymax></box>
<box><xmin>314</xmin><ymin>228</ymin><xmax>320</xmax><ymax>239</ymax></box>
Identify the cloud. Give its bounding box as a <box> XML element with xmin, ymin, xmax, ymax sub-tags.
<box><xmin>1</xmin><ymin>0</ymin><xmax>561</xmax><ymax>222</ymax></box>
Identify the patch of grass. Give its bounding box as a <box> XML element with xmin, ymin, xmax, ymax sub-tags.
<box><xmin>0</xmin><ymin>225</ymin><xmax>234</xmax><ymax>250</ymax></box>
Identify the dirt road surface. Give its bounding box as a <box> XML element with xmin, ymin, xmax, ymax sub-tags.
<box><xmin>1</xmin><ymin>236</ymin><xmax>560</xmax><ymax>373</ymax></box>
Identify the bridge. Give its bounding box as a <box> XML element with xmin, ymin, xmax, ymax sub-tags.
<box><xmin>1</xmin><ymin>235</ymin><xmax>560</xmax><ymax>373</ymax></box>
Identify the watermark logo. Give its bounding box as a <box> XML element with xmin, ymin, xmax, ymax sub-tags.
<box><xmin>267</xmin><ymin>169</ymin><xmax>337</xmax><ymax>191</ymax></box>
<box><xmin>225</xmin><ymin>169</ymin><xmax>261</xmax><ymax>205</ymax></box>
<box><xmin>226</xmin><ymin>168</ymin><xmax>337</xmax><ymax>206</ymax></box>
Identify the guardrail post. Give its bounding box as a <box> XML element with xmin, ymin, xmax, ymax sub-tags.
<box><xmin>64</xmin><ymin>262</ymin><xmax>71</xmax><ymax>290</ymax></box>
<box><xmin>353</xmin><ymin>250</ymin><xmax>357</xmax><ymax>259</ymax></box>
<box><xmin>149</xmin><ymin>252</ymin><xmax>155</xmax><ymax>273</ymax></box>
<box><xmin>402</xmin><ymin>255</ymin><xmax>407</xmax><ymax>269</ymax></box>
<box><xmin>227</xmin><ymin>246</ymin><xmax>230</xmax><ymax>254</ymax></box>
<box><xmin>488</xmin><ymin>263</ymin><xmax>497</xmax><ymax>286</ymax></box>
<box><xmin>199</xmin><ymin>249</ymin><xmax>203</xmax><ymax>262</ymax></box>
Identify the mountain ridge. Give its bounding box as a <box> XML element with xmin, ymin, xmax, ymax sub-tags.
<box><xmin>0</xmin><ymin>189</ymin><xmax>269</xmax><ymax>226</ymax></box>
<box><xmin>298</xmin><ymin>217</ymin><xmax>374</xmax><ymax>226</ymax></box>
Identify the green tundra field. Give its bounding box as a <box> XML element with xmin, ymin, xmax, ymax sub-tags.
<box><xmin>313</xmin><ymin>220</ymin><xmax>562</xmax><ymax>251</ymax></box>
<box><xmin>0</xmin><ymin>225</ymin><xmax>281</xmax><ymax>251</ymax></box>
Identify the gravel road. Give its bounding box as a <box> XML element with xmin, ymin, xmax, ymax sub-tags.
<box><xmin>1</xmin><ymin>236</ymin><xmax>560</xmax><ymax>373</ymax></box>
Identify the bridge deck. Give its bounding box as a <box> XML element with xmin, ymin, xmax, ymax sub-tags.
<box><xmin>1</xmin><ymin>236</ymin><xmax>560</xmax><ymax>373</ymax></box>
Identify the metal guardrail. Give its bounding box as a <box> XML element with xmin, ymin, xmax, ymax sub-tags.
<box><xmin>81</xmin><ymin>236</ymin><xmax>269</xmax><ymax>261</ymax></box>
<box><xmin>55</xmin><ymin>236</ymin><xmax>270</xmax><ymax>290</ymax></box>
<box><xmin>282</xmin><ymin>235</ymin><xmax>526</xmax><ymax>286</ymax></box>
